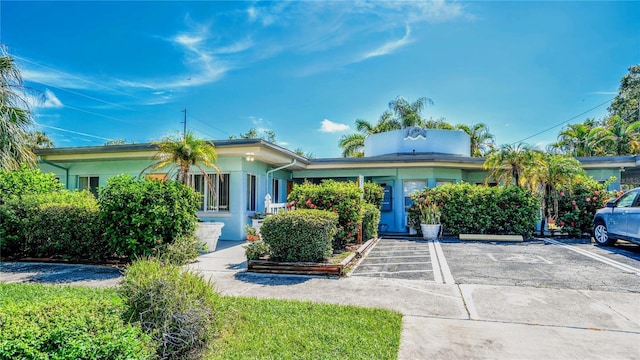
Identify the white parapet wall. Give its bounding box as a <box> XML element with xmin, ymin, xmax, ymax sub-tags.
<box><xmin>364</xmin><ymin>128</ymin><xmax>471</xmax><ymax>157</ymax></box>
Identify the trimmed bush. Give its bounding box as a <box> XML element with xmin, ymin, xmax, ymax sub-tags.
<box><xmin>98</xmin><ymin>175</ymin><xmax>200</xmax><ymax>260</ymax></box>
<box><xmin>362</xmin><ymin>203</ymin><xmax>380</xmax><ymax>240</ymax></box>
<box><xmin>260</xmin><ymin>209</ymin><xmax>338</xmax><ymax>262</ymax></box>
<box><xmin>243</xmin><ymin>240</ymin><xmax>270</xmax><ymax>260</ymax></box>
<box><xmin>0</xmin><ymin>165</ymin><xmax>63</xmax><ymax>204</ymax></box>
<box><xmin>0</xmin><ymin>291</ymin><xmax>154</xmax><ymax>359</ymax></box>
<box><xmin>287</xmin><ymin>180</ymin><xmax>363</xmax><ymax>250</ymax></box>
<box><xmin>119</xmin><ymin>258</ymin><xmax>219</xmax><ymax>359</ymax></box>
<box><xmin>408</xmin><ymin>183</ymin><xmax>539</xmax><ymax>238</ymax></box>
<box><xmin>0</xmin><ymin>190</ymin><xmax>104</xmax><ymax>260</ymax></box>
<box><xmin>363</xmin><ymin>182</ymin><xmax>384</xmax><ymax>209</ymax></box>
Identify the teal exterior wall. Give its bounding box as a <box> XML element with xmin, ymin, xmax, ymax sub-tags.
<box><xmin>37</xmin><ymin>156</ymin><xmax>295</xmax><ymax>241</ymax></box>
<box><xmin>585</xmin><ymin>169</ymin><xmax>621</xmax><ymax>190</ymax></box>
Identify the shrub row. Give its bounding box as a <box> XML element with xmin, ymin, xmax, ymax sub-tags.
<box><xmin>552</xmin><ymin>178</ymin><xmax>613</xmax><ymax>237</ymax></box>
<box><xmin>409</xmin><ymin>183</ymin><xmax>539</xmax><ymax>238</ymax></box>
<box><xmin>0</xmin><ymin>169</ymin><xmax>201</xmax><ymax>263</ymax></box>
<box><xmin>0</xmin><ymin>191</ymin><xmax>106</xmax><ymax>260</ymax></box>
<box><xmin>260</xmin><ymin>209</ymin><xmax>338</xmax><ymax>262</ymax></box>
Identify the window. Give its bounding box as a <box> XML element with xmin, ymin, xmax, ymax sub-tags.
<box><xmin>272</xmin><ymin>178</ymin><xmax>280</xmax><ymax>203</ymax></box>
<box><xmin>78</xmin><ymin>176</ymin><xmax>99</xmax><ymax>196</ymax></box>
<box><xmin>436</xmin><ymin>179</ymin><xmax>454</xmax><ymax>187</ymax></box>
<box><xmin>247</xmin><ymin>174</ymin><xmax>257</xmax><ymax>211</ymax></box>
<box><xmin>188</xmin><ymin>173</ymin><xmax>229</xmax><ymax>212</ymax></box>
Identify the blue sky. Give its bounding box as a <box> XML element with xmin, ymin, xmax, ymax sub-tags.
<box><xmin>2</xmin><ymin>1</ymin><xmax>638</xmax><ymax>158</ymax></box>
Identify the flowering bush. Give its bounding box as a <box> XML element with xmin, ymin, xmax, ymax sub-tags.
<box><xmin>553</xmin><ymin>180</ymin><xmax>617</xmax><ymax>237</ymax></box>
<box><xmin>287</xmin><ymin>180</ymin><xmax>364</xmax><ymax>250</ymax></box>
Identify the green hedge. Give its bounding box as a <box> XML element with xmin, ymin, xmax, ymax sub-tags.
<box><xmin>287</xmin><ymin>180</ymin><xmax>363</xmax><ymax>250</ymax></box>
<box><xmin>0</xmin><ymin>287</ymin><xmax>154</xmax><ymax>359</ymax></box>
<box><xmin>363</xmin><ymin>182</ymin><xmax>384</xmax><ymax>209</ymax></box>
<box><xmin>260</xmin><ymin>209</ymin><xmax>338</xmax><ymax>262</ymax></box>
<box><xmin>408</xmin><ymin>183</ymin><xmax>539</xmax><ymax>238</ymax></box>
<box><xmin>0</xmin><ymin>191</ymin><xmax>105</xmax><ymax>260</ymax></box>
<box><xmin>553</xmin><ymin>178</ymin><xmax>611</xmax><ymax>237</ymax></box>
<box><xmin>98</xmin><ymin>175</ymin><xmax>200</xmax><ymax>260</ymax></box>
<box><xmin>0</xmin><ymin>165</ymin><xmax>63</xmax><ymax>204</ymax></box>
<box><xmin>362</xmin><ymin>203</ymin><xmax>380</xmax><ymax>240</ymax></box>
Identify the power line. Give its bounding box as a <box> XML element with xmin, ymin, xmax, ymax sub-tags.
<box><xmin>14</xmin><ymin>54</ymin><xmax>146</xmax><ymax>101</ymax></box>
<box><xmin>36</xmin><ymin>122</ymin><xmax>115</xmax><ymax>142</ymax></box>
<box><xmin>36</xmin><ymin>80</ymin><xmax>141</xmax><ymax>112</ymax></box>
<box><xmin>512</xmin><ymin>97</ymin><xmax>614</xmax><ymax>144</ymax></box>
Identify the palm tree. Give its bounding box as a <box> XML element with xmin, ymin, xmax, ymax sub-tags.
<box><xmin>549</xmin><ymin>119</ymin><xmax>598</xmax><ymax>156</ymax></box>
<box><xmin>388</xmin><ymin>96</ymin><xmax>433</xmax><ymax>128</ymax></box>
<box><xmin>527</xmin><ymin>154</ymin><xmax>585</xmax><ymax>235</ymax></box>
<box><xmin>456</xmin><ymin>123</ymin><xmax>495</xmax><ymax>157</ymax></box>
<box><xmin>150</xmin><ymin>131</ymin><xmax>220</xmax><ymax>186</ymax></box>
<box><xmin>590</xmin><ymin>115</ymin><xmax>640</xmax><ymax>155</ymax></box>
<box><xmin>28</xmin><ymin>131</ymin><xmax>54</xmax><ymax>149</ymax></box>
<box><xmin>0</xmin><ymin>44</ymin><xmax>36</xmax><ymax>170</ymax></box>
<box><xmin>483</xmin><ymin>143</ymin><xmax>542</xmax><ymax>187</ymax></box>
<box><xmin>338</xmin><ymin>133</ymin><xmax>366</xmax><ymax>158</ymax></box>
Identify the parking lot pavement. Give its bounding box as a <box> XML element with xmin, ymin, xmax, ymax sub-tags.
<box><xmin>439</xmin><ymin>238</ymin><xmax>640</xmax><ymax>293</ymax></box>
<box><xmin>350</xmin><ymin>238</ymin><xmax>434</xmax><ymax>281</ymax></box>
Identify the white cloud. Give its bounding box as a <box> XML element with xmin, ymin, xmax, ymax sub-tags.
<box><xmin>41</xmin><ymin>89</ymin><xmax>63</xmax><ymax>108</ymax></box>
<box><xmin>360</xmin><ymin>24</ymin><xmax>413</xmax><ymax>61</ymax></box>
<box><xmin>25</xmin><ymin>89</ymin><xmax>63</xmax><ymax>109</ymax></box>
<box><xmin>320</xmin><ymin>119</ymin><xmax>350</xmax><ymax>133</ymax></box>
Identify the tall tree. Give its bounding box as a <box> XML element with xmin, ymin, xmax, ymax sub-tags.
<box><xmin>483</xmin><ymin>143</ymin><xmax>542</xmax><ymax>187</ymax></box>
<box><xmin>608</xmin><ymin>64</ymin><xmax>640</xmax><ymax>123</ymax></box>
<box><xmin>590</xmin><ymin>115</ymin><xmax>640</xmax><ymax>155</ymax></box>
<box><xmin>0</xmin><ymin>44</ymin><xmax>36</xmax><ymax>169</ymax></box>
<box><xmin>527</xmin><ymin>154</ymin><xmax>585</xmax><ymax>235</ymax></box>
<box><xmin>338</xmin><ymin>133</ymin><xmax>366</xmax><ymax>158</ymax></box>
<box><xmin>549</xmin><ymin>119</ymin><xmax>598</xmax><ymax>156</ymax></box>
<box><xmin>388</xmin><ymin>96</ymin><xmax>433</xmax><ymax>128</ymax></box>
<box><xmin>27</xmin><ymin>131</ymin><xmax>54</xmax><ymax>149</ymax></box>
<box><xmin>230</xmin><ymin>128</ymin><xmax>276</xmax><ymax>143</ymax></box>
<box><xmin>150</xmin><ymin>131</ymin><xmax>220</xmax><ymax>186</ymax></box>
<box><xmin>455</xmin><ymin>122</ymin><xmax>495</xmax><ymax>157</ymax></box>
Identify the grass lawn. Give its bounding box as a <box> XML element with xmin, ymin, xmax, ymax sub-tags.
<box><xmin>0</xmin><ymin>283</ymin><xmax>403</xmax><ymax>360</ymax></box>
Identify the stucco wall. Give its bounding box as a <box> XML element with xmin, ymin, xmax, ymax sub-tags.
<box><xmin>364</xmin><ymin>128</ymin><xmax>471</xmax><ymax>157</ymax></box>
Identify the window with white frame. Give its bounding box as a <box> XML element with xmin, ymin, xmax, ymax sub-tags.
<box><xmin>272</xmin><ymin>178</ymin><xmax>280</xmax><ymax>203</ymax></box>
<box><xmin>247</xmin><ymin>174</ymin><xmax>257</xmax><ymax>211</ymax></box>
<box><xmin>189</xmin><ymin>173</ymin><xmax>229</xmax><ymax>212</ymax></box>
<box><xmin>78</xmin><ymin>176</ymin><xmax>99</xmax><ymax>196</ymax></box>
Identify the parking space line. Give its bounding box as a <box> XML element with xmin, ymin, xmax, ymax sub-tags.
<box><xmin>428</xmin><ymin>240</ymin><xmax>443</xmax><ymax>284</ymax></box>
<box><xmin>367</xmin><ymin>255</ymin><xmax>429</xmax><ymax>259</ymax></box>
<box><xmin>359</xmin><ymin>262</ymin><xmax>431</xmax><ymax>266</ymax></box>
<box><xmin>545</xmin><ymin>239</ymin><xmax>640</xmax><ymax>276</ymax></box>
<box><xmin>354</xmin><ymin>270</ymin><xmax>433</xmax><ymax>276</ymax></box>
<box><xmin>433</xmin><ymin>240</ymin><xmax>455</xmax><ymax>284</ymax></box>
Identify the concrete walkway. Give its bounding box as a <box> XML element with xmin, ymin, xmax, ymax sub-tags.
<box><xmin>188</xmin><ymin>240</ymin><xmax>640</xmax><ymax>360</ymax></box>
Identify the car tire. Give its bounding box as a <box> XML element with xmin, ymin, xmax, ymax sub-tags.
<box><xmin>593</xmin><ymin>221</ymin><xmax>616</xmax><ymax>246</ymax></box>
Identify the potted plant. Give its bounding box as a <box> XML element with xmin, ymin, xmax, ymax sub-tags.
<box><xmin>418</xmin><ymin>201</ymin><xmax>441</xmax><ymax>240</ymax></box>
<box><xmin>245</xmin><ymin>224</ymin><xmax>260</xmax><ymax>242</ymax></box>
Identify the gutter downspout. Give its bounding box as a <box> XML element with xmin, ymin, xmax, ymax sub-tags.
<box><xmin>38</xmin><ymin>157</ymin><xmax>69</xmax><ymax>190</ymax></box>
<box><xmin>265</xmin><ymin>159</ymin><xmax>297</xmax><ymax>207</ymax></box>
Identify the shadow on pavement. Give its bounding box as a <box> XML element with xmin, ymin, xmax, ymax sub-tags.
<box><xmin>0</xmin><ymin>262</ymin><xmax>122</xmax><ymax>284</ymax></box>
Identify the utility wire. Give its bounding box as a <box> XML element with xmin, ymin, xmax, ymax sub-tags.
<box><xmin>14</xmin><ymin>54</ymin><xmax>147</xmax><ymax>100</ymax></box>
<box><xmin>36</xmin><ymin>123</ymin><xmax>115</xmax><ymax>142</ymax></box>
<box><xmin>512</xmin><ymin>97</ymin><xmax>614</xmax><ymax>144</ymax></box>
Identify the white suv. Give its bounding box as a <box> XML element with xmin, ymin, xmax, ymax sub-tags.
<box><xmin>593</xmin><ymin>187</ymin><xmax>640</xmax><ymax>246</ymax></box>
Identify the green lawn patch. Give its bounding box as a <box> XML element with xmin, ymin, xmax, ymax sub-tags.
<box><xmin>211</xmin><ymin>296</ymin><xmax>402</xmax><ymax>360</ymax></box>
<box><xmin>0</xmin><ymin>283</ymin><xmax>403</xmax><ymax>360</ymax></box>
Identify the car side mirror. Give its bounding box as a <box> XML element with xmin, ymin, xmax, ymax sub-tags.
<box><xmin>605</xmin><ymin>201</ymin><xmax>616</xmax><ymax>208</ymax></box>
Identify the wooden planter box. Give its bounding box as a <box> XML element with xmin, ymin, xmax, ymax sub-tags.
<box><xmin>247</xmin><ymin>238</ymin><xmax>378</xmax><ymax>277</ymax></box>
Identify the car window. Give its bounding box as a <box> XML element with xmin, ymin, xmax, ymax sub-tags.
<box><xmin>616</xmin><ymin>191</ymin><xmax>638</xmax><ymax>208</ymax></box>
